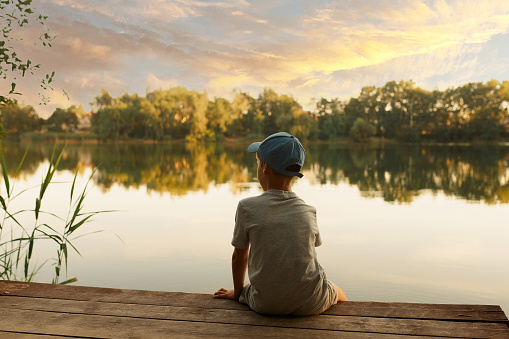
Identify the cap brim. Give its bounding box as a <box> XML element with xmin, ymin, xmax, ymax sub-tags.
<box><xmin>247</xmin><ymin>142</ymin><xmax>261</xmax><ymax>153</ymax></box>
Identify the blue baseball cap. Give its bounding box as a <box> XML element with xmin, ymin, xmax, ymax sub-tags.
<box><xmin>247</xmin><ymin>132</ymin><xmax>305</xmax><ymax>178</ymax></box>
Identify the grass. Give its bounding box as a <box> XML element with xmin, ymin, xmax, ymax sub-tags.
<box><xmin>0</xmin><ymin>141</ymin><xmax>114</xmax><ymax>284</ymax></box>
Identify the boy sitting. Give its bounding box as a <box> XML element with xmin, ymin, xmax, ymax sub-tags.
<box><xmin>214</xmin><ymin>132</ymin><xmax>347</xmax><ymax>315</ymax></box>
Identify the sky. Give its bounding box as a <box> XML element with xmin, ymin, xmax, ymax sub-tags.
<box><xmin>4</xmin><ymin>0</ymin><xmax>509</xmax><ymax>118</ymax></box>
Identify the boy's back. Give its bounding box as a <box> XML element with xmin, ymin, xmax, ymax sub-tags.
<box><xmin>214</xmin><ymin>132</ymin><xmax>346</xmax><ymax>315</ymax></box>
<box><xmin>233</xmin><ymin>189</ymin><xmax>337</xmax><ymax>315</ymax></box>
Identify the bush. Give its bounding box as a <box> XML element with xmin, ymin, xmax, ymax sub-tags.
<box><xmin>349</xmin><ymin>118</ymin><xmax>376</xmax><ymax>142</ymax></box>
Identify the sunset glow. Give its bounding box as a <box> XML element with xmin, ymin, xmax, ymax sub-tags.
<box><xmin>3</xmin><ymin>0</ymin><xmax>509</xmax><ymax>117</ymax></box>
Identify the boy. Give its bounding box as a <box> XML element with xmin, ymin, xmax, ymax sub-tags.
<box><xmin>214</xmin><ymin>132</ymin><xmax>347</xmax><ymax>315</ymax></box>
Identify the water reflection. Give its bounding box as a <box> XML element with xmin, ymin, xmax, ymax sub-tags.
<box><xmin>306</xmin><ymin>144</ymin><xmax>509</xmax><ymax>203</ymax></box>
<box><xmin>2</xmin><ymin>142</ymin><xmax>508</xmax><ymax>203</ymax></box>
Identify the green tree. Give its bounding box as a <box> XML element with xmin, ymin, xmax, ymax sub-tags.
<box><xmin>46</xmin><ymin>107</ymin><xmax>79</xmax><ymax>132</ymax></box>
<box><xmin>94</xmin><ymin>102</ymin><xmax>128</xmax><ymax>139</ymax></box>
<box><xmin>290</xmin><ymin>108</ymin><xmax>316</xmax><ymax>140</ymax></box>
<box><xmin>68</xmin><ymin>104</ymin><xmax>87</xmax><ymax>119</ymax></box>
<box><xmin>232</xmin><ymin>92</ymin><xmax>260</xmax><ymax>138</ymax></box>
<box><xmin>344</xmin><ymin>97</ymin><xmax>364</xmax><ymax>134</ymax></box>
<box><xmin>432</xmin><ymin>80</ymin><xmax>508</xmax><ymax>141</ymax></box>
<box><xmin>92</xmin><ymin>92</ymin><xmax>163</xmax><ymax>140</ymax></box>
<box><xmin>91</xmin><ymin>89</ymin><xmax>113</xmax><ymax>111</ymax></box>
<box><xmin>252</xmin><ymin>88</ymin><xmax>314</xmax><ymax>139</ymax></box>
<box><xmin>187</xmin><ymin>90</ymin><xmax>209</xmax><ymax>142</ymax></box>
<box><xmin>146</xmin><ymin>87</ymin><xmax>208</xmax><ymax>141</ymax></box>
<box><xmin>207</xmin><ymin>97</ymin><xmax>231</xmax><ymax>140</ymax></box>
<box><xmin>79</xmin><ymin>80</ymin><xmax>509</xmax><ymax>142</ymax></box>
<box><xmin>349</xmin><ymin>117</ymin><xmax>376</xmax><ymax>142</ymax></box>
<box><xmin>228</xmin><ymin>90</ymin><xmax>251</xmax><ymax>137</ymax></box>
<box><xmin>146</xmin><ymin>89</ymin><xmax>178</xmax><ymax>137</ymax></box>
<box><xmin>1</xmin><ymin>0</ymin><xmax>56</xmax><ymax>106</ymax></box>
<box><xmin>313</xmin><ymin>98</ymin><xmax>347</xmax><ymax>140</ymax></box>
<box><xmin>255</xmin><ymin>88</ymin><xmax>279</xmax><ymax>135</ymax></box>
<box><xmin>137</xmin><ymin>97</ymin><xmax>163</xmax><ymax>139</ymax></box>
<box><xmin>464</xmin><ymin>81</ymin><xmax>506</xmax><ymax>141</ymax></box>
<box><xmin>0</xmin><ymin>103</ymin><xmax>40</xmax><ymax>135</ymax></box>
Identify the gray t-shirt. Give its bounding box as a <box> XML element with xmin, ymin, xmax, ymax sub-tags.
<box><xmin>232</xmin><ymin>189</ymin><xmax>337</xmax><ymax>315</ymax></box>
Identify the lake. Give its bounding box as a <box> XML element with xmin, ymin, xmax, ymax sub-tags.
<box><xmin>1</xmin><ymin>141</ymin><xmax>508</xmax><ymax>314</ymax></box>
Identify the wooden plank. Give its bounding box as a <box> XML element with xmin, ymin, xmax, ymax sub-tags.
<box><xmin>0</xmin><ymin>308</ymin><xmax>418</xmax><ymax>339</ymax></box>
<box><xmin>1</xmin><ymin>296</ymin><xmax>508</xmax><ymax>338</ymax></box>
<box><xmin>1</xmin><ymin>281</ymin><xmax>507</xmax><ymax>322</ymax></box>
<box><xmin>0</xmin><ymin>332</ymin><xmax>78</xmax><ymax>339</ymax></box>
<box><xmin>324</xmin><ymin>301</ymin><xmax>509</xmax><ymax>323</ymax></box>
<box><xmin>0</xmin><ymin>280</ymin><xmax>248</xmax><ymax>311</ymax></box>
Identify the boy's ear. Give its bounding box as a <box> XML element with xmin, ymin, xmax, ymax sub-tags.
<box><xmin>262</xmin><ymin>162</ymin><xmax>271</xmax><ymax>175</ymax></box>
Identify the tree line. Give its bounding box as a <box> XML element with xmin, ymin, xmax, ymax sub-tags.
<box><xmin>1</xmin><ymin>80</ymin><xmax>509</xmax><ymax>142</ymax></box>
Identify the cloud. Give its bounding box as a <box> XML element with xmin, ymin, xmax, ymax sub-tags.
<box><xmin>230</xmin><ymin>10</ymin><xmax>267</xmax><ymax>24</ymax></box>
<box><xmin>70</xmin><ymin>38</ymin><xmax>112</xmax><ymax>60</ymax></box>
<box><xmin>146</xmin><ymin>73</ymin><xmax>179</xmax><ymax>91</ymax></box>
<box><xmin>9</xmin><ymin>0</ymin><xmax>509</xmax><ymax>116</ymax></box>
<box><xmin>184</xmin><ymin>0</ymin><xmax>509</xmax><ymax>101</ymax></box>
<box><xmin>44</xmin><ymin>0</ymin><xmax>251</xmax><ymax>26</ymax></box>
<box><xmin>322</xmin><ymin>43</ymin><xmax>483</xmax><ymax>99</ymax></box>
<box><xmin>300</xmin><ymin>0</ymin><xmax>509</xmax><ymax>69</ymax></box>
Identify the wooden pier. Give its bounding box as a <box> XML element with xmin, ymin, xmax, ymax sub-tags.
<box><xmin>0</xmin><ymin>280</ymin><xmax>507</xmax><ymax>338</ymax></box>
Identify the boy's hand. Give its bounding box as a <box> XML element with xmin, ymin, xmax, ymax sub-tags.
<box><xmin>214</xmin><ymin>247</ymin><xmax>248</xmax><ymax>301</ymax></box>
<box><xmin>213</xmin><ymin>288</ymin><xmax>237</xmax><ymax>300</ymax></box>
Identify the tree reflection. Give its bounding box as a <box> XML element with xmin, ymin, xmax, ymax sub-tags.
<box><xmin>306</xmin><ymin>144</ymin><xmax>509</xmax><ymax>203</ymax></box>
<box><xmin>1</xmin><ymin>142</ymin><xmax>508</xmax><ymax>203</ymax></box>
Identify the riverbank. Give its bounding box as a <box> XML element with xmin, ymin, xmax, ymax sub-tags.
<box><xmin>9</xmin><ymin>131</ymin><xmax>509</xmax><ymax>147</ymax></box>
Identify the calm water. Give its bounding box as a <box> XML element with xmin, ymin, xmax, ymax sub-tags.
<box><xmin>1</xmin><ymin>142</ymin><xmax>508</xmax><ymax>313</ymax></box>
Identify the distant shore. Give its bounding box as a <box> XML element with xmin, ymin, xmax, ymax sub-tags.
<box><xmin>2</xmin><ymin>131</ymin><xmax>507</xmax><ymax>147</ymax></box>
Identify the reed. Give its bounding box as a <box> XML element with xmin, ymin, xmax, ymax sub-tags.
<box><xmin>0</xmin><ymin>142</ymin><xmax>113</xmax><ymax>284</ymax></box>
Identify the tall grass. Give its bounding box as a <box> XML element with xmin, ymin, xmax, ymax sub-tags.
<box><xmin>0</xmin><ymin>142</ymin><xmax>112</xmax><ymax>284</ymax></box>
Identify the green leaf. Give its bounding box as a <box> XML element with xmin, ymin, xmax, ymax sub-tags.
<box><xmin>4</xmin><ymin>208</ymin><xmax>25</xmax><ymax>230</ymax></box>
<box><xmin>38</xmin><ymin>146</ymin><xmax>55</xmax><ymax>200</ymax></box>
<box><xmin>70</xmin><ymin>169</ymin><xmax>78</xmax><ymax>205</ymax></box>
<box><xmin>28</xmin><ymin>231</ymin><xmax>34</xmax><ymax>259</ymax></box>
<box><xmin>24</xmin><ymin>255</ymin><xmax>29</xmax><ymax>279</ymax></box>
<box><xmin>35</xmin><ymin>197</ymin><xmax>40</xmax><ymax>219</ymax></box>
<box><xmin>67</xmin><ymin>214</ymin><xmax>93</xmax><ymax>235</ymax></box>
<box><xmin>67</xmin><ymin>191</ymin><xmax>85</xmax><ymax>232</ymax></box>
<box><xmin>14</xmin><ymin>144</ymin><xmax>30</xmax><ymax>178</ymax></box>
<box><xmin>0</xmin><ymin>195</ymin><xmax>6</xmax><ymax>210</ymax></box>
<box><xmin>59</xmin><ymin>277</ymin><xmax>77</xmax><ymax>285</ymax></box>
<box><xmin>39</xmin><ymin>143</ymin><xmax>66</xmax><ymax>201</ymax></box>
<box><xmin>36</xmin><ymin>227</ymin><xmax>63</xmax><ymax>244</ymax></box>
<box><xmin>60</xmin><ymin>243</ymin><xmax>67</xmax><ymax>266</ymax></box>
<box><xmin>0</xmin><ymin>144</ymin><xmax>11</xmax><ymax>197</ymax></box>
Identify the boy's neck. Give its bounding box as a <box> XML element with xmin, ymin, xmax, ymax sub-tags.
<box><xmin>260</xmin><ymin>163</ymin><xmax>294</xmax><ymax>192</ymax></box>
<box><xmin>265</xmin><ymin>178</ymin><xmax>293</xmax><ymax>192</ymax></box>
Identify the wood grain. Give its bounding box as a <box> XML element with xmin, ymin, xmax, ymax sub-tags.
<box><xmin>0</xmin><ymin>281</ymin><xmax>507</xmax><ymax>339</ymax></box>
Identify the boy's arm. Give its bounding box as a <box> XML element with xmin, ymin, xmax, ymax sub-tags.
<box><xmin>214</xmin><ymin>247</ymin><xmax>249</xmax><ymax>300</ymax></box>
<box><xmin>232</xmin><ymin>246</ymin><xmax>249</xmax><ymax>298</ymax></box>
